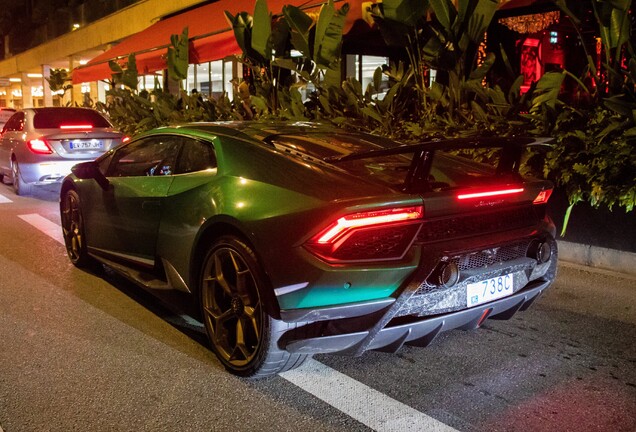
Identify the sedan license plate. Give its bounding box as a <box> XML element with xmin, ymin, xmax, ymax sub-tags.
<box><xmin>69</xmin><ymin>139</ymin><xmax>102</xmax><ymax>150</ymax></box>
<box><xmin>466</xmin><ymin>274</ymin><xmax>513</xmax><ymax>307</ymax></box>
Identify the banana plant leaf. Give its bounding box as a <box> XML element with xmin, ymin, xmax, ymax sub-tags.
<box><xmin>314</xmin><ymin>1</ymin><xmax>348</xmax><ymax>68</ymax></box>
<box><xmin>465</xmin><ymin>0</ymin><xmax>498</xmax><ymax>44</ymax></box>
<box><xmin>224</xmin><ymin>12</ymin><xmax>253</xmax><ymax>55</ymax></box>
<box><xmin>167</xmin><ymin>27</ymin><xmax>189</xmax><ymax>82</ymax></box>
<box><xmin>252</xmin><ymin>0</ymin><xmax>272</xmax><ymax>60</ymax></box>
<box><xmin>283</xmin><ymin>5</ymin><xmax>314</xmax><ymax>59</ymax></box>
<box><xmin>382</xmin><ymin>0</ymin><xmax>429</xmax><ymax>26</ymax></box>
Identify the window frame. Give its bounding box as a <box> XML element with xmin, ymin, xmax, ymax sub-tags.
<box><xmin>104</xmin><ymin>135</ymin><xmax>184</xmax><ymax>178</ymax></box>
<box><xmin>3</xmin><ymin>112</ymin><xmax>25</xmax><ymax>133</ymax></box>
<box><xmin>174</xmin><ymin>136</ymin><xmax>217</xmax><ymax>175</ymax></box>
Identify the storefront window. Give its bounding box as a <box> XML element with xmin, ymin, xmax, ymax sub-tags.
<box><xmin>224</xmin><ymin>61</ymin><xmax>234</xmax><ymax>100</ymax></box>
<box><xmin>186</xmin><ymin>60</ymin><xmax>234</xmax><ymax>100</ymax></box>
<box><xmin>139</xmin><ymin>73</ymin><xmax>162</xmax><ymax>91</ymax></box>
<box><xmin>346</xmin><ymin>55</ymin><xmax>390</xmax><ymax>98</ymax></box>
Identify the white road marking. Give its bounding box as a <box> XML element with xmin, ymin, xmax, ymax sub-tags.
<box><xmin>0</xmin><ymin>193</ymin><xmax>12</xmax><ymax>203</ymax></box>
<box><xmin>280</xmin><ymin>359</ymin><xmax>459</xmax><ymax>432</ymax></box>
<box><xmin>14</xmin><ymin>214</ymin><xmax>458</xmax><ymax>432</ymax></box>
<box><xmin>18</xmin><ymin>214</ymin><xmax>65</xmax><ymax>245</ymax></box>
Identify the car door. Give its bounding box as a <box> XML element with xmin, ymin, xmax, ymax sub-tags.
<box><xmin>0</xmin><ymin>112</ymin><xmax>25</xmax><ymax>175</ymax></box>
<box><xmin>83</xmin><ymin>135</ymin><xmax>183</xmax><ymax>266</ymax></box>
<box><xmin>155</xmin><ymin>136</ymin><xmax>219</xmax><ymax>272</ymax></box>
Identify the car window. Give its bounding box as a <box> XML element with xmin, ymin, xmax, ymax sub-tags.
<box><xmin>0</xmin><ymin>109</ymin><xmax>16</xmax><ymax>129</ymax></box>
<box><xmin>175</xmin><ymin>138</ymin><xmax>217</xmax><ymax>174</ymax></box>
<box><xmin>3</xmin><ymin>112</ymin><xmax>25</xmax><ymax>132</ymax></box>
<box><xmin>106</xmin><ymin>136</ymin><xmax>182</xmax><ymax>177</ymax></box>
<box><xmin>33</xmin><ymin>108</ymin><xmax>111</xmax><ymax>129</ymax></box>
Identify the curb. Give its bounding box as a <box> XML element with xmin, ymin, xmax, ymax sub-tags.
<box><xmin>558</xmin><ymin>240</ymin><xmax>636</xmax><ymax>277</ymax></box>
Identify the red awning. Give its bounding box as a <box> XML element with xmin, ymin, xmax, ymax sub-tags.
<box><xmin>72</xmin><ymin>0</ymin><xmax>367</xmax><ymax>84</ymax></box>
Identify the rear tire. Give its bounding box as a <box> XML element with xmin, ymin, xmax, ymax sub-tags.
<box><xmin>199</xmin><ymin>235</ymin><xmax>308</xmax><ymax>378</ymax></box>
<box><xmin>11</xmin><ymin>159</ymin><xmax>32</xmax><ymax>196</ymax></box>
<box><xmin>60</xmin><ymin>188</ymin><xmax>96</xmax><ymax>269</ymax></box>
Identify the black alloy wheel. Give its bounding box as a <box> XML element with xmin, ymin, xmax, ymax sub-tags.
<box><xmin>61</xmin><ymin>189</ymin><xmax>93</xmax><ymax>268</ymax></box>
<box><xmin>201</xmin><ymin>238</ymin><xmax>264</xmax><ymax>369</ymax></box>
<box><xmin>200</xmin><ymin>236</ymin><xmax>307</xmax><ymax>378</ymax></box>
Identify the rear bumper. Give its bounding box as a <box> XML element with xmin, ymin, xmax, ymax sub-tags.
<box><xmin>281</xmin><ymin>278</ymin><xmax>550</xmax><ymax>355</ymax></box>
<box><xmin>19</xmin><ymin>159</ymin><xmax>82</xmax><ymax>184</ymax></box>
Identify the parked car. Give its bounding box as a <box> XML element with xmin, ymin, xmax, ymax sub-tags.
<box><xmin>60</xmin><ymin>122</ymin><xmax>558</xmax><ymax>378</ymax></box>
<box><xmin>0</xmin><ymin>107</ymin><xmax>125</xmax><ymax>195</ymax></box>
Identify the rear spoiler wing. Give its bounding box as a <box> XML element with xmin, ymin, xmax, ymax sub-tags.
<box><xmin>324</xmin><ymin>137</ymin><xmax>554</xmax><ymax>193</ymax></box>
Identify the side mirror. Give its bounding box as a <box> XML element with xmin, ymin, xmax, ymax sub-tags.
<box><xmin>71</xmin><ymin>161</ymin><xmax>110</xmax><ymax>191</ymax></box>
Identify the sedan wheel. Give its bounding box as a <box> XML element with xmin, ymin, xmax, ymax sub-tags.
<box><xmin>60</xmin><ymin>188</ymin><xmax>94</xmax><ymax>268</ymax></box>
<box><xmin>11</xmin><ymin>159</ymin><xmax>32</xmax><ymax>196</ymax></box>
<box><xmin>200</xmin><ymin>236</ymin><xmax>307</xmax><ymax>378</ymax></box>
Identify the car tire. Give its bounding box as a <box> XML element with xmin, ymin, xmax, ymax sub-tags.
<box><xmin>11</xmin><ymin>159</ymin><xmax>32</xmax><ymax>196</ymax></box>
<box><xmin>200</xmin><ymin>235</ymin><xmax>308</xmax><ymax>378</ymax></box>
<box><xmin>60</xmin><ymin>188</ymin><xmax>97</xmax><ymax>269</ymax></box>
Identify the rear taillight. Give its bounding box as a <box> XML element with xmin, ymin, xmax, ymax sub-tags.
<box><xmin>457</xmin><ymin>187</ymin><xmax>524</xmax><ymax>200</ymax></box>
<box><xmin>60</xmin><ymin>124</ymin><xmax>93</xmax><ymax>130</ymax></box>
<box><xmin>305</xmin><ymin>206</ymin><xmax>423</xmax><ymax>263</ymax></box>
<box><xmin>533</xmin><ymin>188</ymin><xmax>553</xmax><ymax>204</ymax></box>
<box><xmin>27</xmin><ymin>139</ymin><xmax>54</xmax><ymax>154</ymax></box>
<box><xmin>122</xmin><ymin>136</ymin><xmax>131</xmax><ymax>143</ymax></box>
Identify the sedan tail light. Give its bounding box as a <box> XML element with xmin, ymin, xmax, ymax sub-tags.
<box><xmin>305</xmin><ymin>206</ymin><xmax>423</xmax><ymax>263</ymax></box>
<box><xmin>60</xmin><ymin>124</ymin><xmax>93</xmax><ymax>130</ymax></box>
<box><xmin>27</xmin><ymin>139</ymin><xmax>54</xmax><ymax>155</ymax></box>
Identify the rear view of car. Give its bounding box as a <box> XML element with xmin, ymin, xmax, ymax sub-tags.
<box><xmin>0</xmin><ymin>107</ymin><xmax>124</xmax><ymax>195</ymax></box>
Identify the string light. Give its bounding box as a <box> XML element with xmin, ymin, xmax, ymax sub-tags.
<box><xmin>500</xmin><ymin>11</ymin><xmax>560</xmax><ymax>34</ymax></box>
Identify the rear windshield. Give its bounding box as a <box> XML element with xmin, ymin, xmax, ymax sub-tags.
<box><xmin>33</xmin><ymin>108</ymin><xmax>111</xmax><ymax>129</ymax></box>
<box><xmin>269</xmin><ymin>133</ymin><xmax>503</xmax><ymax>191</ymax></box>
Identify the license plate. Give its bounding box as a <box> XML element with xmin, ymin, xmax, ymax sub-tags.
<box><xmin>69</xmin><ymin>139</ymin><xmax>102</xmax><ymax>150</ymax></box>
<box><xmin>466</xmin><ymin>274</ymin><xmax>513</xmax><ymax>307</ymax></box>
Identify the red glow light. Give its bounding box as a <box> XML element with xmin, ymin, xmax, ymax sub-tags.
<box><xmin>122</xmin><ymin>136</ymin><xmax>131</xmax><ymax>143</ymax></box>
<box><xmin>60</xmin><ymin>124</ymin><xmax>93</xmax><ymax>130</ymax></box>
<box><xmin>457</xmin><ymin>188</ymin><xmax>524</xmax><ymax>200</ymax></box>
<box><xmin>315</xmin><ymin>206</ymin><xmax>423</xmax><ymax>244</ymax></box>
<box><xmin>533</xmin><ymin>189</ymin><xmax>553</xmax><ymax>204</ymax></box>
<box><xmin>27</xmin><ymin>139</ymin><xmax>54</xmax><ymax>154</ymax></box>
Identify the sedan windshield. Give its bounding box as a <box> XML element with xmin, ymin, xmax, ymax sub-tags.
<box><xmin>33</xmin><ymin>108</ymin><xmax>111</xmax><ymax>129</ymax></box>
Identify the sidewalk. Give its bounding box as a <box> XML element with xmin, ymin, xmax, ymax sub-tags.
<box><xmin>558</xmin><ymin>241</ymin><xmax>636</xmax><ymax>277</ymax></box>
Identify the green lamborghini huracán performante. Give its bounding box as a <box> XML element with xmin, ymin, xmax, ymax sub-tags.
<box><xmin>60</xmin><ymin>122</ymin><xmax>558</xmax><ymax>378</ymax></box>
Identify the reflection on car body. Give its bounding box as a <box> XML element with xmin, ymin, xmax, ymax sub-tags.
<box><xmin>60</xmin><ymin>121</ymin><xmax>557</xmax><ymax>378</ymax></box>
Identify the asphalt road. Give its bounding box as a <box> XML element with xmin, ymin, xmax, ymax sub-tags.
<box><xmin>0</xmin><ymin>183</ymin><xmax>635</xmax><ymax>432</ymax></box>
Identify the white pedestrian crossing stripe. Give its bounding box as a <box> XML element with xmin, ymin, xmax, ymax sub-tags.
<box><xmin>18</xmin><ymin>214</ymin><xmax>65</xmax><ymax>245</ymax></box>
<box><xmin>0</xmin><ymin>193</ymin><xmax>12</xmax><ymax>204</ymax></box>
<box><xmin>281</xmin><ymin>359</ymin><xmax>458</xmax><ymax>432</ymax></box>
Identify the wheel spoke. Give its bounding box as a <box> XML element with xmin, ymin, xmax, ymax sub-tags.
<box><xmin>242</xmin><ymin>305</ymin><xmax>260</xmax><ymax>341</ymax></box>
<box><xmin>214</xmin><ymin>253</ymin><xmax>233</xmax><ymax>296</ymax></box>
<box><xmin>206</xmin><ymin>307</ymin><xmax>233</xmax><ymax>329</ymax></box>
<box><xmin>235</xmin><ymin>268</ymin><xmax>252</xmax><ymax>302</ymax></box>
<box><xmin>230</xmin><ymin>319</ymin><xmax>252</xmax><ymax>361</ymax></box>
